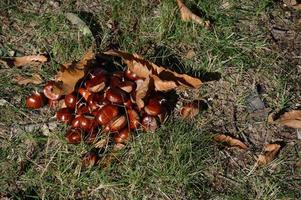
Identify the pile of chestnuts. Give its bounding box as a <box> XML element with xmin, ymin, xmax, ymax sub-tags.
<box><xmin>26</xmin><ymin>67</ymin><xmax>172</xmax><ymax>154</ymax></box>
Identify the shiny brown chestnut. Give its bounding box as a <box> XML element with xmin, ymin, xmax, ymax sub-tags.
<box><xmin>76</xmin><ymin>104</ymin><xmax>91</xmax><ymax>115</ymax></box>
<box><xmin>109</xmin><ymin>76</ymin><xmax>122</xmax><ymax>88</ymax></box>
<box><xmin>87</xmin><ymin>93</ymin><xmax>103</xmax><ymax>111</ymax></box>
<box><xmin>118</xmin><ymin>80</ymin><xmax>136</xmax><ymax>93</ymax></box>
<box><xmin>43</xmin><ymin>81</ymin><xmax>61</xmax><ymax>100</ymax></box>
<box><xmin>65</xmin><ymin>128</ymin><xmax>82</xmax><ymax>144</ymax></box>
<box><xmin>127</xmin><ymin>109</ymin><xmax>140</xmax><ymax>130</ymax></box>
<box><xmin>85</xmin><ymin>74</ymin><xmax>107</xmax><ymax>93</ymax></box>
<box><xmin>78</xmin><ymin>88</ymin><xmax>91</xmax><ymax>101</ymax></box>
<box><xmin>48</xmin><ymin>99</ymin><xmax>59</xmax><ymax>109</ymax></box>
<box><xmin>71</xmin><ymin>115</ymin><xmax>95</xmax><ymax>132</ymax></box>
<box><xmin>123</xmin><ymin>99</ymin><xmax>132</xmax><ymax>108</ymax></box>
<box><xmin>144</xmin><ymin>98</ymin><xmax>162</xmax><ymax>116</ymax></box>
<box><xmin>124</xmin><ymin>69</ymin><xmax>140</xmax><ymax>81</ymax></box>
<box><xmin>141</xmin><ymin>116</ymin><xmax>158</xmax><ymax>132</ymax></box>
<box><xmin>64</xmin><ymin>93</ymin><xmax>77</xmax><ymax>109</ymax></box>
<box><xmin>113</xmin><ymin>128</ymin><xmax>130</xmax><ymax>144</ymax></box>
<box><xmin>105</xmin><ymin>115</ymin><xmax>127</xmax><ymax>132</ymax></box>
<box><xmin>105</xmin><ymin>87</ymin><xmax>129</xmax><ymax>104</ymax></box>
<box><xmin>96</xmin><ymin>104</ymin><xmax>119</xmax><ymax>125</ymax></box>
<box><xmin>56</xmin><ymin>108</ymin><xmax>73</xmax><ymax>124</ymax></box>
<box><xmin>26</xmin><ymin>92</ymin><xmax>46</xmax><ymax>109</ymax></box>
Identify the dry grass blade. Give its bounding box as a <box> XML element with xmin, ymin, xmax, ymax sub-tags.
<box><xmin>268</xmin><ymin>110</ymin><xmax>301</xmax><ymax>129</ymax></box>
<box><xmin>257</xmin><ymin>143</ymin><xmax>281</xmax><ymax>166</ymax></box>
<box><xmin>53</xmin><ymin>49</ymin><xmax>95</xmax><ymax>95</ymax></box>
<box><xmin>13</xmin><ymin>74</ymin><xmax>43</xmax><ymax>85</ymax></box>
<box><xmin>214</xmin><ymin>134</ymin><xmax>248</xmax><ymax>149</ymax></box>
<box><xmin>176</xmin><ymin>0</ymin><xmax>210</xmax><ymax>28</ymax></box>
<box><xmin>0</xmin><ymin>54</ymin><xmax>48</xmax><ymax>67</ymax></box>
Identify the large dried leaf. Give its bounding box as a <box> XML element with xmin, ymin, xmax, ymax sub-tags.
<box><xmin>53</xmin><ymin>49</ymin><xmax>95</xmax><ymax>95</ymax></box>
<box><xmin>104</xmin><ymin>50</ymin><xmax>202</xmax><ymax>92</ymax></box>
<box><xmin>13</xmin><ymin>74</ymin><xmax>43</xmax><ymax>85</ymax></box>
<box><xmin>257</xmin><ymin>143</ymin><xmax>281</xmax><ymax>166</ymax></box>
<box><xmin>0</xmin><ymin>54</ymin><xmax>48</xmax><ymax>67</ymax></box>
<box><xmin>136</xmin><ymin>77</ymin><xmax>151</xmax><ymax>109</ymax></box>
<box><xmin>176</xmin><ymin>0</ymin><xmax>210</xmax><ymax>28</ymax></box>
<box><xmin>268</xmin><ymin>110</ymin><xmax>301</xmax><ymax>129</ymax></box>
<box><xmin>214</xmin><ymin>134</ymin><xmax>248</xmax><ymax>149</ymax></box>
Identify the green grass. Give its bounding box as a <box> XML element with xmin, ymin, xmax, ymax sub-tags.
<box><xmin>1</xmin><ymin>0</ymin><xmax>301</xmax><ymax>199</ymax></box>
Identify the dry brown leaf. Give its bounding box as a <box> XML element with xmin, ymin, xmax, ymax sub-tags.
<box><xmin>214</xmin><ymin>134</ymin><xmax>248</xmax><ymax>149</ymax></box>
<box><xmin>180</xmin><ymin>101</ymin><xmax>200</xmax><ymax>119</ymax></box>
<box><xmin>135</xmin><ymin>77</ymin><xmax>151</xmax><ymax>109</ymax></box>
<box><xmin>176</xmin><ymin>0</ymin><xmax>210</xmax><ymax>28</ymax></box>
<box><xmin>268</xmin><ymin>110</ymin><xmax>301</xmax><ymax>129</ymax></box>
<box><xmin>13</xmin><ymin>74</ymin><xmax>43</xmax><ymax>85</ymax></box>
<box><xmin>53</xmin><ymin>49</ymin><xmax>95</xmax><ymax>95</ymax></box>
<box><xmin>257</xmin><ymin>143</ymin><xmax>281</xmax><ymax>166</ymax></box>
<box><xmin>283</xmin><ymin>0</ymin><xmax>301</xmax><ymax>9</ymax></box>
<box><xmin>104</xmin><ymin>50</ymin><xmax>202</xmax><ymax>92</ymax></box>
<box><xmin>0</xmin><ymin>55</ymin><xmax>48</xmax><ymax>67</ymax></box>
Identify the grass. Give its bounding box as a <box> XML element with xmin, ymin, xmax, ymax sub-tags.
<box><xmin>1</xmin><ymin>0</ymin><xmax>301</xmax><ymax>199</ymax></box>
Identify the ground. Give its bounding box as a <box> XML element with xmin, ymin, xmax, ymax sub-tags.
<box><xmin>0</xmin><ymin>0</ymin><xmax>301</xmax><ymax>199</ymax></box>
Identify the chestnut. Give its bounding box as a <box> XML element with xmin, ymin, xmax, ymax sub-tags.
<box><xmin>65</xmin><ymin>128</ymin><xmax>82</xmax><ymax>144</ymax></box>
<box><xmin>64</xmin><ymin>93</ymin><xmax>77</xmax><ymax>109</ymax></box>
<box><xmin>113</xmin><ymin>128</ymin><xmax>130</xmax><ymax>144</ymax></box>
<box><xmin>26</xmin><ymin>92</ymin><xmax>46</xmax><ymax>109</ymax></box>
<box><xmin>106</xmin><ymin>115</ymin><xmax>127</xmax><ymax>132</ymax></box>
<box><xmin>142</xmin><ymin>116</ymin><xmax>158</xmax><ymax>132</ymax></box>
<box><xmin>96</xmin><ymin>104</ymin><xmax>119</xmax><ymax>125</ymax></box>
<box><xmin>56</xmin><ymin>108</ymin><xmax>73</xmax><ymax>124</ymax></box>
<box><xmin>124</xmin><ymin>69</ymin><xmax>139</xmax><ymax>81</ymax></box>
<box><xmin>76</xmin><ymin>104</ymin><xmax>91</xmax><ymax>115</ymax></box>
<box><xmin>87</xmin><ymin>93</ymin><xmax>103</xmax><ymax>111</ymax></box>
<box><xmin>78</xmin><ymin>88</ymin><xmax>91</xmax><ymax>101</ymax></box>
<box><xmin>127</xmin><ymin>109</ymin><xmax>140</xmax><ymax>130</ymax></box>
<box><xmin>82</xmin><ymin>152</ymin><xmax>98</xmax><ymax>168</ymax></box>
<box><xmin>71</xmin><ymin>115</ymin><xmax>95</xmax><ymax>132</ymax></box>
<box><xmin>43</xmin><ymin>81</ymin><xmax>61</xmax><ymax>100</ymax></box>
<box><xmin>85</xmin><ymin>74</ymin><xmax>107</xmax><ymax>93</ymax></box>
<box><xmin>118</xmin><ymin>80</ymin><xmax>136</xmax><ymax>93</ymax></box>
<box><xmin>48</xmin><ymin>99</ymin><xmax>59</xmax><ymax>109</ymax></box>
<box><xmin>123</xmin><ymin>99</ymin><xmax>132</xmax><ymax>108</ymax></box>
<box><xmin>144</xmin><ymin>98</ymin><xmax>162</xmax><ymax>116</ymax></box>
<box><xmin>109</xmin><ymin>76</ymin><xmax>122</xmax><ymax>88</ymax></box>
<box><xmin>105</xmin><ymin>87</ymin><xmax>129</xmax><ymax>104</ymax></box>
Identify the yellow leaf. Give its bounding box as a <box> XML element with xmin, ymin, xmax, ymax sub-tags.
<box><xmin>176</xmin><ymin>0</ymin><xmax>210</xmax><ymax>28</ymax></box>
<box><xmin>53</xmin><ymin>49</ymin><xmax>95</xmax><ymax>95</ymax></box>
<box><xmin>13</xmin><ymin>74</ymin><xmax>43</xmax><ymax>85</ymax></box>
<box><xmin>214</xmin><ymin>134</ymin><xmax>248</xmax><ymax>149</ymax></box>
<box><xmin>268</xmin><ymin>110</ymin><xmax>301</xmax><ymax>129</ymax></box>
<box><xmin>0</xmin><ymin>54</ymin><xmax>48</xmax><ymax>67</ymax></box>
<box><xmin>257</xmin><ymin>143</ymin><xmax>281</xmax><ymax>166</ymax></box>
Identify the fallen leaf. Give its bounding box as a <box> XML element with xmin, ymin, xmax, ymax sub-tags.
<box><xmin>180</xmin><ymin>100</ymin><xmax>205</xmax><ymax>119</ymax></box>
<box><xmin>176</xmin><ymin>0</ymin><xmax>210</xmax><ymax>28</ymax></box>
<box><xmin>135</xmin><ymin>77</ymin><xmax>151</xmax><ymax>109</ymax></box>
<box><xmin>53</xmin><ymin>49</ymin><xmax>95</xmax><ymax>95</ymax></box>
<box><xmin>214</xmin><ymin>134</ymin><xmax>248</xmax><ymax>149</ymax></box>
<box><xmin>104</xmin><ymin>50</ymin><xmax>202</xmax><ymax>91</ymax></box>
<box><xmin>0</xmin><ymin>54</ymin><xmax>48</xmax><ymax>67</ymax></box>
<box><xmin>268</xmin><ymin>110</ymin><xmax>301</xmax><ymax>129</ymax></box>
<box><xmin>13</xmin><ymin>74</ymin><xmax>43</xmax><ymax>85</ymax></box>
<box><xmin>257</xmin><ymin>143</ymin><xmax>281</xmax><ymax>166</ymax></box>
<box><xmin>65</xmin><ymin>13</ymin><xmax>92</xmax><ymax>36</ymax></box>
<box><xmin>283</xmin><ymin>0</ymin><xmax>301</xmax><ymax>9</ymax></box>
